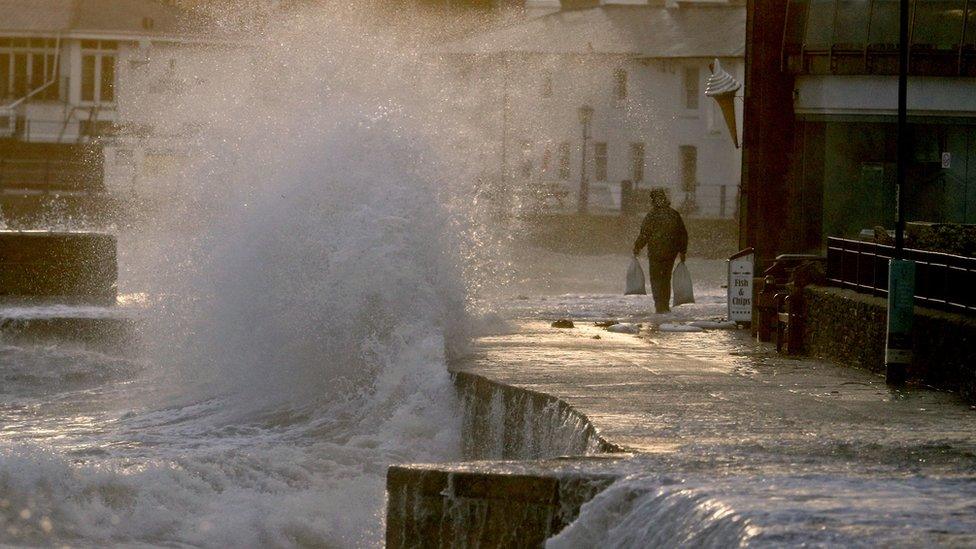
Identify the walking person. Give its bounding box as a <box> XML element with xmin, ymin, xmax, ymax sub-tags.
<box><xmin>632</xmin><ymin>189</ymin><xmax>688</xmax><ymax>313</ymax></box>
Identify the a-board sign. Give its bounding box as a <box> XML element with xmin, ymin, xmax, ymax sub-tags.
<box><xmin>728</xmin><ymin>248</ymin><xmax>754</xmax><ymax>323</ymax></box>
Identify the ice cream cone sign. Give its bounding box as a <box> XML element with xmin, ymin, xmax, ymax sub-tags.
<box><xmin>705</xmin><ymin>59</ymin><xmax>742</xmax><ymax>148</ymax></box>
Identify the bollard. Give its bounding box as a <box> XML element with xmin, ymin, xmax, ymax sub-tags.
<box><xmin>885</xmin><ymin>258</ymin><xmax>915</xmax><ymax>385</ymax></box>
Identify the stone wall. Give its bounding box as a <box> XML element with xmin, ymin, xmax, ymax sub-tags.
<box><xmin>906</xmin><ymin>222</ymin><xmax>976</xmax><ymax>257</ymax></box>
<box><xmin>802</xmin><ymin>286</ymin><xmax>976</xmax><ymax>399</ymax></box>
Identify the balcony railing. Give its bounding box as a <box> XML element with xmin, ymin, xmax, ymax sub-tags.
<box><xmin>826</xmin><ymin>237</ymin><xmax>976</xmax><ymax>314</ymax></box>
<box><xmin>0</xmin><ymin>159</ymin><xmax>104</xmax><ymax>193</ymax></box>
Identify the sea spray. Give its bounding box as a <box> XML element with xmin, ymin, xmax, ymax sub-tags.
<box><xmin>0</xmin><ymin>3</ymin><xmax>509</xmax><ymax>546</ymax></box>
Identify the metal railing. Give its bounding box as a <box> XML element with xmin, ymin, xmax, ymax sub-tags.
<box><xmin>0</xmin><ymin>117</ymin><xmax>117</xmax><ymax>143</ymax></box>
<box><xmin>782</xmin><ymin>0</ymin><xmax>976</xmax><ymax>76</ymax></box>
<box><xmin>0</xmin><ymin>159</ymin><xmax>103</xmax><ymax>192</ymax></box>
<box><xmin>826</xmin><ymin>237</ymin><xmax>976</xmax><ymax>314</ymax></box>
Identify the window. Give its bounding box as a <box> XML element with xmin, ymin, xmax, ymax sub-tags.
<box><xmin>683</xmin><ymin>66</ymin><xmax>699</xmax><ymax>110</ymax></box>
<box><xmin>558</xmin><ymin>142</ymin><xmax>571</xmax><ymax>180</ymax></box>
<box><xmin>80</xmin><ymin>41</ymin><xmax>117</xmax><ymax>104</ymax></box>
<box><xmin>100</xmin><ymin>55</ymin><xmax>115</xmax><ymax>102</ymax></box>
<box><xmin>0</xmin><ymin>54</ymin><xmax>8</xmax><ymax>99</ymax></box>
<box><xmin>967</xmin><ymin>3</ymin><xmax>976</xmax><ymax>47</ymax></box>
<box><xmin>630</xmin><ymin>143</ymin><xmax>645</xmax><ymax>184</ymax></box>
<box><xmin>914</xmin><ymin>0</ymin><xmax>967</xmax><ymax>49</ymax></box>
<box><xmin>541</xmin><ymin>70</ymin><xmax>553</xmax><ymax>98</ymax></box>
<box><xmin>804</xmin><ymin>0</ymin><xmax>837</xmax><ymax>47</ymax></box>
<box><xmin>29</xmin><ymin>54</ymin><xmax>44</xmax><ymax>90</ymax></box>
<box><xmin>594</xmin><ymin>142</ymin><xmax>608</xmax><ymax>181</ymax></box>
<box><xmin>81</xmin><ymin>55</ymin><xmax>96</xmax><ymax>101</ymax></box>
<box><xmin>680</xmin><ymin>145</ymin><xmax>698</xmax><ymax>192</ymax></box>
<box><xmin>520</xmin><ymin>140</ymin><xmax>533</xmax><ymax>178</ymax></box>
<box><xmin>12</xmin><ymin>53</ymin><xmax>26</xmax><ymax>96</ymax></box>
<box><xmin>833</xmin><ymin>0</ymin><xmax>872</xmax><ymax>46</ymax></box>
<box><xmin>0</xmin><ymin>37</ymin><xmax>61</xmax><ymax>101</ymax></box>
<box><xmin>0</xmin><ymin>38</ymin><xmax>59</xmax><ymax>103</ymax></box>
<box><xmin>613</xmin><ymin>69</ymin><xmax>627</xmax><ymax>101</ymax></box>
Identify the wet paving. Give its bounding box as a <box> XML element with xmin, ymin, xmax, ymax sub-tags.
<box><xmin>455</xmin><ymin>263</ymin><xmax>976</xmax><ymax>545</ymax></box>
<box><xmin>459</xmin><ymin>320</ymin><xmax>976</xmax><ymax>475</ymax></box>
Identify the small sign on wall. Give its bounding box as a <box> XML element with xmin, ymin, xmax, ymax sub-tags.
<box><xmin>728</xmin><ymin>248</ymin><xmax>755</xmax><ymax>323</ymax></box>
<box><xmin>942</xmin><ymin>152</ymin><xmax>952</xmax><ymax>169</ymax></box>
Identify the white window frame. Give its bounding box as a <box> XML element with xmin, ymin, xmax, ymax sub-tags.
<box><xmin>80</xmin><ymin>41</ymin><xmax>117</xmax><ymax>105</ymax></box>
<box><xmin>594</xmin><ymin>142</ymin><xmax>608</xmax><ymax>182</ymax></box>
<box><xmin>0</xmin><ymin>38</ymin><xmax>59</xmax><ymax>100</ymax></box>
<box><xmin>613</xmin><ymin>68</ymin><xmax>628</xmax><ymax>104</ymax></box>
<box><xmin>681</xmin><ymin>65</ymin><xmax>700</xmax><ymax>116</ymax></box>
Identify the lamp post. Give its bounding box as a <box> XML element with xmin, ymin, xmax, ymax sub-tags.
<box><xmin>577</xmin><ymin>104</ymin><xmax>593</xmax><ymax>214</ymax></box>
<box><xmin>885</xmin><ymin>0</ymin><xmax>915</xmax><ymax>385</ymax></box>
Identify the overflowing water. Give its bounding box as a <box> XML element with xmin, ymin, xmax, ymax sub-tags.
<box><xmin>0</xmin><ymin>4</ymin><xmax>505</xmax><ymax>546</ymax></box>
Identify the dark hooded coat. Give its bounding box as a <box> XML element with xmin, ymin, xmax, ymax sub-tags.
<box><xmin>632</xmin><ymin>207</ymin><xmax>688</xmax><ymax>261</ymax></box>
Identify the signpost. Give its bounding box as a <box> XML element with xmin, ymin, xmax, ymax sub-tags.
<box><xmin>728</xmin><ymin>248</ymin><xmax>755</xmax><ymax>324</ymax></box>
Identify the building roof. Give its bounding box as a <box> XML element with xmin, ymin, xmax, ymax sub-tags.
<box><xmin>441</xmin><ymin>5</ymin><xmax>746</xmax><ymax>58</ymax></box>
<box><xmin>0</xmin><ymin>0</ymin><xmax>212</xmax><ymax>39</ymax></box>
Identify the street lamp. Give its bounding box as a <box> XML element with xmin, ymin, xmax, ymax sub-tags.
<box><xmin>577</xmin><ymin>104</ymin><xmax>594</xmax><ymax>214</ymax></box>
<box><xmin>885</xmin><ymin>0</ymin><xmax>915</xmax><ymax>385</ymax></box>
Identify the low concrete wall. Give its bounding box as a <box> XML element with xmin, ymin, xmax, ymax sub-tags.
<box><xmin>454</xmin><ymin>371</ymin><xmax>621</xmax><ymax>460</ymax></box>
<box><xmin>386</xmin><ymin>461</ymin><xmax>618</xmax><ymax>548</ymax></box>
<box><xmin>0</xmin><ymin>230</ymin><xmax>117</xmax><ymax>303</ymax></box>
<box><xmin>0</xmin><ymin>315</ymin><xmax>133</xmax><ymax>352</ymax></box>
<box><xmin>803</xmin><ymin>286</ymin><xmax>976</xmax><ymax>399</ymax></box>
<box><xmin>385</xmin><ymin>370</ymin><xmax>625</xmax><ymax>548</ymax></box>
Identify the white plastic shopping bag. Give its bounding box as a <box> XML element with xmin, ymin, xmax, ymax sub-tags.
<box><xmin>625</xmin><ymin>257</ymin><xmax>647</xmax><ymax>295</ymax></box>
<box><xmin>672</xmin><ymin>261</ymin><xmax>695</xmax><ymax>306</ymax></box>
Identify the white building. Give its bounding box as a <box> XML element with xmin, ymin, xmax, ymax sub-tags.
<box><xmin>0</xmin><ymin>0</ymin><xmax>226</xmax><ymax>196</ymax></box>
<box><xmin>442</xmin><ymin>0</ymin><xmax>745</xmax><ymax>218</ymax></box>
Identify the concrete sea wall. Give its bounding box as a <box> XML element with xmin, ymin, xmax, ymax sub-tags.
<box><xmin>385</xmin><ymin>371</ymin><xmax>625</xmax><ymax>548</ymax></box>
<box><xmin>454</xmin><ymin>371</ymin><xmax>621</xmax><ymax>460</ymax></box>
<box><xmin>0</xmin><ymin>230</ymin><xmax>117</xmax><ymax>303</ymax></box>
<box><xmin>386</xmin><ymin>461</ymin><xmax>618</xmax><ymax>548</ymax></box>
<box><xmin>803</xmin><ymin>286</ymin><xmax>976</xmax><ymax>399</ymax></box>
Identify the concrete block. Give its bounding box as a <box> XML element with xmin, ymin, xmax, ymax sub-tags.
<box><xmin>386</xmin><ymin>462</ymin><xmax>617</xmax><ymax>549</ymax></box>
<box><xmin>0</xmin><ymin>230</ymin><xmax>117</xmax><ymax>303</ymax></box>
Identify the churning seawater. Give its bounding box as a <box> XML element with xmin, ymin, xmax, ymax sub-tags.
<box><xmin>1</xmin><ymin>5</ymin><xmax>495</xmax><ymax>546</ymax></box>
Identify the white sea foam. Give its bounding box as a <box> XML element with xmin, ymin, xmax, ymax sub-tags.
<box><xmin>548</xmin><ymin>478</ymin><xmax>757</xmax><ymax>549</ymax></box>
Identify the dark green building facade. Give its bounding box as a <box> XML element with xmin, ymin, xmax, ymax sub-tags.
<box><xmin>743</xmin><ymin>0</ymin><xmax>976</xmax><ymax>261</ymax></box>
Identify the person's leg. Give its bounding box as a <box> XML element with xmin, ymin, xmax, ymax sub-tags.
<box><xmin>648</xmin><ymin>260</ymin><xmax>670</xmax><ymax>313</ymax></box>
<box><xmin>659</xmin><ymin>257</ymin><xmax>674</xmax><ymax>311</ymax></box>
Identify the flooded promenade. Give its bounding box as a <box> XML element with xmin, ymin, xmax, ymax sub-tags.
<box><xmin>391</xmin><ymin>255</ymin><xmax>976</xmax><ymax>547</ymax></box>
